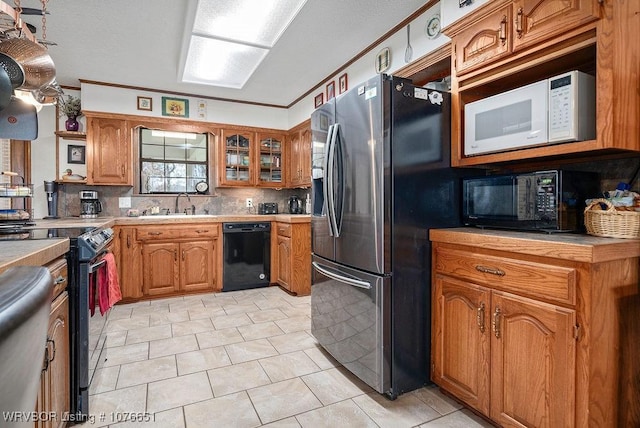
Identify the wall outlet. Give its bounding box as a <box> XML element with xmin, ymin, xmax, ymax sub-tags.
<box><xmin>246</xmin><ymin>198</ymin><xmax>253</xmax><ymax>208</ymax></box>
<box><xmin>119</xmin><ymin>197</ymin><xmax>132</xmax><ymax>208</ymax></box>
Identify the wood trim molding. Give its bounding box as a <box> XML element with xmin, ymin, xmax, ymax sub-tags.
<box><xmin>79</xmin><ymin>80</ymin><xmax>287</xmax><ymax>110</ymax></box>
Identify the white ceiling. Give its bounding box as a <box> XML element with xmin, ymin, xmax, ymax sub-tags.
<box><xmin>14</xmin><ymin>0</ymin><xmax>429</xmax><ymax>107</ymax></box>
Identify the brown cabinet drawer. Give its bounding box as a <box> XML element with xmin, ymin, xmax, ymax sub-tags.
<box><xmin>276</xmin><ymin>222</ymin><xmax>291</xmax><ymax>237</ymax></box>
<box><xmin>136</xmin><ymin>224</ymin><xmax>219</xmax><ymax>241</ymax></box>
<box><xmin>434</xmin><ymin>247</ymin><xmax>576</xmax><ymax>305</ymax></box>
<box><xmin>45</xmin><ymin>257</ymin><xmax>68</xmax><ymax>300</ymax></box>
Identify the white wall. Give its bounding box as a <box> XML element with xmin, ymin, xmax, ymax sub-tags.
<box><xmin>287</xmin><ymin>2</ymin><xmax>449</xmax><ymax>125</ymax></box>
<box><xmin>440</xmin><ymin>0</ymin><xmax>490</xmax><ymax>28</ymax></box>
<box><xmin>31</xmin><ymin>105</ymin><xmax>59</xmax><ymax>219</ymax></box>
<box><xmin>81</xmin><ymin>84</ymin><xmax>289</xmax><ymax>130</ymax></box>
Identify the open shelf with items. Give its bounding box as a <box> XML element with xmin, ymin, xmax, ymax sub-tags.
<box><xmin>0</xmin><ymin>183</ymin><xmax>35</xmax><ymax>226</ymax></box>
<box><xmin>257</xmin><ymin>134</ymin><xmax>284</xmax><ymax>187</ymax></box>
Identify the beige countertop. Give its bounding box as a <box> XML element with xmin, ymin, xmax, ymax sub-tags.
<box><xmin>113</xmin><ymin>214</ymin><xmax>311</xmax><ymax>225</ymax></box>
<box><xmin>0</xmin><ymin>239</ymin><xmax>70</xmax><ymax>274</ymax></box>
<box><xmin>0</xmin><ymin>215</ymin><xmax>310</xmax><ymax>273</ymax></box>
<box><xmin>430</xmin><ymin>227</ymin><xmax>640</xmax><ymax>264</ymax></box>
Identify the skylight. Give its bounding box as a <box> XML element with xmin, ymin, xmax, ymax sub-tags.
<box><xmin>182</xmin><ymin>0</ymin><xmax>308</xmax><ymax>89</ymax></box>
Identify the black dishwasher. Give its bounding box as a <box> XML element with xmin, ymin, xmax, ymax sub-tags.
<box><xmin>222</xmin><ymin>222</ymin><xmax>271</xmax><ymax>291</ymax></box>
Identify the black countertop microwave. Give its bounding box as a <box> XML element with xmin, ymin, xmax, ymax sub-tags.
<box><xmin>462</xmin><ymin>170</ymin><xmax>599</xmax><ymax>232</ymax></box>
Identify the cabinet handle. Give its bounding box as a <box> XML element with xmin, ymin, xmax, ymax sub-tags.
<box><xmin>477</xmin><ymin>302</ymin><xmax>485</xmax><ymax>333</ymax></box>
<box><xmin>182</xmin><ymin>249</ymin><xmax>185</xmax><ymax>261</ymax></box>
<box><xmin>515</xmin><ymin>7</ymin><xmax>523</xmax><ymax>38</ymax></box>
<box><xmin>499</xmin><ymin>15</ymin><xmax>507</xmax><ymax>45</ymax></box>
<box><xmin>127</xmin><ymin>235</ymin><xmax>131</xmax><ymax>248</ymax></box>
<box><xmin>278</xmin><ymin>228</ymin><xmax>287</xmax><ymax>234</ymax></box>
<box><xmin>42</xmin><ymin>346</ymin><xmax>49</xmax><ymax>372</ymax></box>
<box><xmin>54</xmin><ymin>275</ymin><xmax>66</xmax><ymax>285</ymax></box>
<box><xmin>493</xmin><ymin>307</ymin><xmax>501</xmax><ymax>339</ymax></box>
<box><xmin>121</xmin><ymin>165</ymin><xmax>125</xmax><ymax>177</ymax></box>
<box><xmin>174</xmin><ymin>249</ymin><xmax>177</xmax><ymax>261</ymax></box>
<box><xmin>475</xmin><ymin>265</ymin><xmax>505</xmax><ymax>276</ymax></box>
<box><xmin>149</xmin><ymin>232</ymin><xmax>162</xmax><ymax>236</ymax></box>
<box><xmin>42</xmin><ymin>337</ymin><xmax>56</xmax><ymax>372</ymax></box>
<box><xmin>196</xmin><ymin>230</ymin><xmax>209</xmax><ymax>233</ymax></box>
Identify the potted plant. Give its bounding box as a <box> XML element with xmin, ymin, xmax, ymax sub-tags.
<box><xmin>59</xmin><ymin>95</ymin><xmax>83</xmax><ymax>131</ymax></box>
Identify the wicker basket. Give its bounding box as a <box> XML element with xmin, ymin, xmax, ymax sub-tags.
<box><xmin>584</xmin><ymin>198</ymin><xmax>640</xmax><ymax>239</ymax></box>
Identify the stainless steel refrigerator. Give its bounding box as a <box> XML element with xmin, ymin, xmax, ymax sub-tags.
<box><xmin>310</xmin><ymin>74</ymin><xmax>470</xmax><ymax>398</ymax></box>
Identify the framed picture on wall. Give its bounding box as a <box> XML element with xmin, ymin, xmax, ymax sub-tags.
<box><xmin>67</xmin><ymin>145</ymin><xmax>85</xmax><ymax>164</ymax></box>
<box><xmin>339</xmin><ymin>73</ymin><xmax>348</xmax><ymax>94</ymax></box>
<box><xmin>137</xmin><ymin>96</ymin><xmax>152</xmax><ymax>111</ymax></box>
<box><xmin>162</xmin><ymin>96</ymin><xmax>189</xmax><ymax>117</ymax></box>
<box><xmin>326</xmin><ymin>81</ymin><xmax>336</xmax><ymax>100</ymax></box>
<box><xmin>314</xmin><ymin>93</ymin><xmax>324</xmax><ymax>108</ymax></box>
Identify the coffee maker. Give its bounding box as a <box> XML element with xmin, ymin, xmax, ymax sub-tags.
<box><xmin>79</xmin><ymin>190</ymin><xmax>102</xmax><ymax>218</ymax></box>
<box><xmin>44</xmin><ymin>181</ymin><xmax>59</xmax><ymax>219</ymax></box>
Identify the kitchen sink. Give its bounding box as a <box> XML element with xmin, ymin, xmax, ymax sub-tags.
<box><xmin>136</xmin><ymin>214</ymin><xmax>218</xmax><ymax>219</ymax></box>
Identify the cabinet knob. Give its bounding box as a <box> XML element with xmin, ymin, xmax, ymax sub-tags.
<box><xmin>54</xmin><ymin>275</ymin><xmax>66</xmax><ymax>285</ymax></box>
<box><xmin>149</xmin><ymin>231</ymin><xmax>162</xmax><ymax>236</ymax></box>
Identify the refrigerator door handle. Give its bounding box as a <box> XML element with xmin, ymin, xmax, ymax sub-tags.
<box><xmin>326</xmin><ymin>124</ymin><xmax>340</xmax><ymax>237</ymax></box>
<box><xmin>312</xmin><ymin>261</ymin><xmax>372</xmax><ymax>290</ymax></box>
<box><xmin>322</xmin><ymin>124</ymin><xmax>335</xmax><ymax>235</ymax></box>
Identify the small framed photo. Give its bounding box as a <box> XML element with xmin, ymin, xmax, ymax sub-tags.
<box><xmin>326</xmin><ymin>81</ymin><xmax>336</xmax><ymax>100</ymax></box>
<box><xmin>162</xmin><ymin>96</ymin><xmax>189</xmax><ymax>118</ymax></box>
<box><xmin>137</xmin><ymin>96</ymin><xmax>152</xmax><ymax>111</ymax></box>
<box><xmin>314</xmin><ymin>92</ymin><xmax>324</xmax><ymax>108</ymax></box>
<box><xmin>67</xmin><ymin>145</ymin><xmax>85</xmax><ymax>164</ymax></box>
<box><xmin>339</xmin><ymin>73</ymin><xmax>348</xmax><ymax>94</ymax></box>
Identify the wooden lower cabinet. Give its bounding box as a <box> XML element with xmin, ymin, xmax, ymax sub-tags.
<box><xmin>433</xmin><ymin>275</ymin><xmax>576</xmax><ymax>427</ymax></box>
<box><xmin>276</xmin><ymin>234</ymin><xmax>292</xmax><ymax>289</ymax></box>
<box><xmin>430</xmin><ymin>229</ymin><xmax>640</xmax><ymax>427</ymax></box>
<box><xmin>36</xmin><ymin>257</ymin><xmax>70</xmax><ymax>428</ymax></box>
<box><xmin>115</xmin><ymin>226</ymin><xmax>142</xmax><ymax>300</ymax></box>
<box><xmin>114</xmin><ymin>224</ymin><xmax>221</xmax><ymax>300</ymax></box>
<box><xmin>272</xmin><ymin>221</ymin><xmax>310</xmax><ymax>295</ymax></box>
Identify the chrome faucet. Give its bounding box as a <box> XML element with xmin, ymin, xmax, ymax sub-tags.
<box><xmin>175</xmin><ymin>192</ymin><xmax>193</xmax><ymax>215</ymax></box>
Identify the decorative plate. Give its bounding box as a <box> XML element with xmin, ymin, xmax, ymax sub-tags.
<box><xmin>375</xmin><ymin>47</ymin><xmax>391</xmax><ymax>74</ymax></box>
<box><xmin>195</xmin><ymin>180</ymin><xmax>209</xmax><ymax>194</ymax></box>
<box><xmin>425</xmin><ymin>14</ymin><xmax>441</xmax><ymax>39</ymax></box>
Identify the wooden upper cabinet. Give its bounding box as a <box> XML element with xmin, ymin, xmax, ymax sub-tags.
<box><xmin>452</xmin><ymin>3</ymin><xmax>513</xmax><ymax>75</ymax></box>
<box><xmin>218</xmin><ymin>129</ymin><xmax>254</xmax><ymax>187</ymax></box>
<box><xmin>256</xmin><ymin>133</ymin><xmax>285</xmax><ymax>188</ymax></box>
<box><xmin>450</xmin><ymin>0</ymin><xmax>599</xmax><ymax>76</ymax></box>
<box><xmin>86</xmin><ymin>116</ymin><xmax>131</xmax><ymax>185</ymax></box>
<box><xmin>289</xmin><ymin>124</ymin><xmax>311</xmax><ymax>188</ymax></box>
<box><xmin>512</xmin><ymin>0</ymin><xmax>599</xmax><ymax>52</ymax></box>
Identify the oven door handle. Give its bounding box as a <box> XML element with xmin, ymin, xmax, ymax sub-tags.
<box><xmin>89</xmin><ymin>258</ymin><xmax>107</xmax><ymax>273</ymax></box>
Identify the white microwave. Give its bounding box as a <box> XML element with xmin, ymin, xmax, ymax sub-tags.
<box><xmin>464</xmin><ymin>71</ymin><xmax>596</xmax><ymax>156</ymax></box>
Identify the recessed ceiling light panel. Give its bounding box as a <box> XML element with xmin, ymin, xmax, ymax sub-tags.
<box><xmin>182</xmin><ymin>36</ymin><xmax>269</xmax><ymax>89</ymax></box>
<box><xmin>193</xmin><ymin>0</ymin><xmax>308</xmax><ymax>47</ymax></box>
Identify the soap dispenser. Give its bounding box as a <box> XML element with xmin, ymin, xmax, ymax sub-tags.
<box><xmin>305</xmin><ymin>193</ymin><xmax>311</xmax><ymax>214</ymax></box>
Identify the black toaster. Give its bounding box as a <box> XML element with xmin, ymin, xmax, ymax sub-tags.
<box><xmin>258</xmin><ymin>202</ymin><xmax>278</xmax><ymax>214</ymax></box>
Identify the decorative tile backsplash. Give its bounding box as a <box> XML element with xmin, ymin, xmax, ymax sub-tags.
<box><xmin>58</xmin><ymin>184</ymin><xmax>308</xmax><ymax>218</ymax></box>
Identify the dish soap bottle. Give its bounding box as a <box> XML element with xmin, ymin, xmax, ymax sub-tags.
<box><xmin>305</xmin><ymin>193</ymin><xmax>311</xmax><ymax>214</ymax></box>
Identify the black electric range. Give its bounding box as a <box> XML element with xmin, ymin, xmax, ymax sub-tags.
<box><xmin>0</xmin><ymin>227</ymin><xmax>95</xmax><ymax>241</ymax></box>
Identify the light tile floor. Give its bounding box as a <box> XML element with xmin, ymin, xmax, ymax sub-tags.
<box><xmin>80</xmin><ymin>286</ymin><xmax>494</xmax><ymax>428</ymax></box>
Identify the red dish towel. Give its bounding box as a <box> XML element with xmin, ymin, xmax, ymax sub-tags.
<box><xmin>96</xmin><ymin>252</ymin><xmax>122</xmax><ymax>316</ymax></box>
